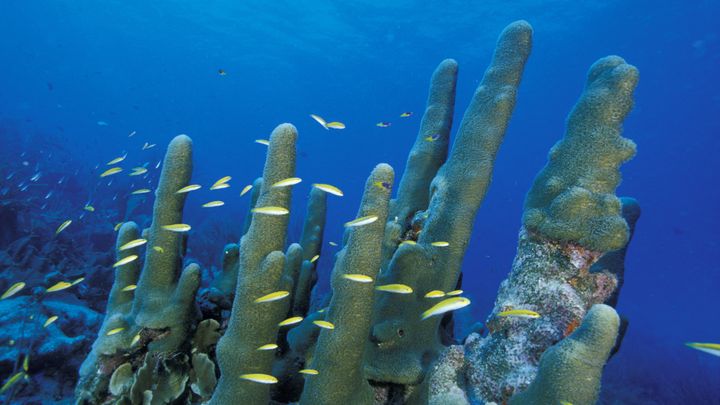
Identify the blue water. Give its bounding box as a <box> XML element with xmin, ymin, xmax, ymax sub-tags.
<box><xmin>1</xmin><ymin>0</ymin><xmax>719</xmax><ymax>402</ymax></box>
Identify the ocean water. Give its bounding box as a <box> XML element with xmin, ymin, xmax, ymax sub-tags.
<box><xmin>0</xmin><ymin>0</ymin><xmax>718</xmax><ymax>403</ymax></box>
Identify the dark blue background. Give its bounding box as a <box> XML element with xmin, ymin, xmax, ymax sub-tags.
<box><xmin>1</xmin><ymin>0</ymin><xmax>718</xmax><ymax>401</ymax></box>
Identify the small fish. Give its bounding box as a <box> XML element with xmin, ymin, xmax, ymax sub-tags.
<box><xmin>114</xmin><ymin>222</ymin><xmax>124</xmax><ymax>231</ymax></box>
<box><xmin>0</xmin><ymin>371</ymin><xmax>25</xmax><ymax>393</ymax></box>
<box><xmin>313</xmin><ymin>320</ymin><xmax>335</xmax><ymax>330</ymax></box>
<box><xmin>30</xmin><ymin>172</ymin><xmax>41</xmax><ymax>182</ymax></box>
<box><xmin>310</xmin><ymin>114</ymin><xmax>329</xmax><ymax>130</ymax></box>
<box><xmin>342</xmin><ymin>274</ymin><xmax>373</xmax><ymax>283</ymax></box>
<box><xmin>44</xmin><ymin>315</ymin><xmax>58</xmax><ymax>328</ymax></box>
<box><xmin>97</xmin><ymin>121</ymin><xmax>109</xmax><ymax>126</ymax></box>
<box><xmin>278</xmin><ymin>316</ymin><xmax>304</xmax><ymax>327</ymax></box>
<box><xmin>497</xmin><ymin>309</ymin><xmax>541</xmax><ymax>319</ymax></box>
<box><xmin>252</xmin><ymin>206</ymin><xmax>289</xmax><ymax>216</ymax></box>
<box><xmin>46</xmin><ymin>281</ymin><xmax>72</xmax><ymax>293</ymax></box>
<box><xmin>421</xmin><ymin>297</ymin><xmax>471</xmax><ymax>320</ymax></box>
<box><xmin>119</xmin><ymin>238</ymin><xmax>148</xmax><ymax>251</ymax></box>
<box><xmin>176</xmin><ymin>184</ymin><xmax>202</xmax><ymax>194</ymax></box>
<box><xmin>22</xmin><ymin>355</ymin><xmax>29</xmax><ymax>372</ymax></box>
<box><xmin>344</xmin><ymin>215</ymin><xmax>378</xmax><ymax>228</ymax></box>
<box><xmin>71</xmin><ymin>277</ymin><xmax>85</xmax><ymax>286</ymax></box>
<box><xmin>56</xmin><ymin>219</ymin><xmax>72</xmax><ymax>235</ymax></box>
<box><xmin>446</xmin><ymin>290</ymin><xmax>463</xmax><ymax>296</ymax></box>
<box><xmin>373</xmin><ymin>181</ymin><xmax>391</xmax><ymax>190</ymax></box>
<box><xmin>310</xmin><ymin>255</ymin><xmax>320</xmax><ymax>263</ymax></box>
<box><xmin>431</xmin><ymin>241</ymin><xmax>449</xmax><ymax>247</ymax></box>
<box><xmin>257</xmin><ymin>343</ymin><xmax>279</xmax><ymax>351</ymax></box>
<box><xmin>113</xmin><ymin>255</ymin><xmax>138</xmax><ymax>268</ymax></box>
<box><xmin>162</xmin><ymin>224</ymin><xmax>191</xmax><ymax>232</ymax></box>
<box><xmin>128</xmin><ymin>130</ymin><xmax>136</xmax><ymax>137</ymax></box>
<box><xmin>425</xmin><ymin>133</ymin><xmax>441</xmax><ymax>142</ymax></box>
<box><xmin>131</xmin><ymin>333</ymin><xmax>141</xmax><ymax>346</ymax></box>
<box><xmin>153</xmin><ymin>246</ymin><xmax>165</xmax><ymax>253</ymax></box>
<box><xmin>376</xmin><ymin>122</ymin><xmax>391</xmax><ymax>128</ymax></box>
<box><xmin>202</xmin><ymin>200</ymin><xmax>225</xmax><ymax>208</ymax></box>
<box><xmin>1</xmin><ymin>282</ymin><xmax>26</xmax><ymax>299</ymax></box>
<box><xmin>239</xmin><ymin>374</ymin><xmax>278</xmax><ymax>384</ymax></box>
<box><xmin>142</xmin><ymin>142</ymin><xmax>156</xmax><ymax>150</ymax></box>
<box><xmin>106</xmin><ymin>327</ymin><xmax>125</xmax><ymax>336</ymax></box>
<box><xmin>686</xmin><ymin>342</ymin><xmax>720</xmax><ymax>357</ymax></box>
<box><xmin>312</xmin><ymin>183</ymin><xmax>344</xmax><ymax>197</ymax></box>
<box><xmin>121</xmin><ymin>284</ymin><xmax>137</xmax><ymax>292</ymax></box>
<box><xmin>560</xmin><ymin>401</ymin><xmax>573</xmax><ymax>405</ymax></box>
<box><xmin>424</xmin><ymin>290</ymin><xmax>446</xmax><ymax>298</ymax></box>
<box><xmin>211</xmin><ymin>176</ymin><xmax>232</xmax><ymax>187</ymax></box>
<box><xmin>299</xmin><ymin>369</ymin><xmax>319</xmax><ymax>375</ymax></box>
<box><xmin>100</xmin><ymin>167</ymin><xmax>123</xmax><ymax>177</ymax></box>
<box><xmin>240</xmin><ymin>184</ymin><xmax>253</xmax><ymax>196</ymax></box>
<box><xmin>155</xmin><ymin>160</ymin><xmax>161</xmax><ymax>169</ymax></box>
<box><xmin>329</xmin><ymin>241</ymin><xmax>338</xmax><ymax>246</ymax></box>
<box><xmin>131</xmin><ymin>188</ymin><xmax>152</xmax><ymax>195</ymax></box>
<box><xmin>325</xmin><ymin>121</ymin><xmax>345</xmax><ymax>130</ymax></box>
<box><xmin>129</xmin><ymin>167</ymin><xmax>148</xmax><ymax>176</ymax></box>
<box><xmin>218</xmin><ymin>69</ymin><xmax>227</xmax><ymax>76</ymax></box>
<box><xmin>375</xmin><ymin>284</ymin><xmax>413</xmax><ymax>294</ymax></box>
<box><xmin>254</xmin><ymin>291</ymin><xmax>290</xmax><ymax>303</ymax></box>
<box><xmin>400</xmin><ymin>112</ymin><xmax>413</xmax><ymax>117</ymax></box>
<box><xmin>271</xmin><ymin>177</ymin><xmax>302</xmax><ymax>188</ymax></box>
<box><xmin>84</xmin><ymin>205</ymin><xmax>95</xmax><ymax>212</ymax></box>
<box><xmin>255</xmin><ymin>139</ymin><xmax>270</xmax><ymax>146</ymax></box>
<box><xmin>107</xmin><ymin>155</ymin><xmax>126</xmax><ymax>165</ymax></box>
<box><xmin>400</xmin><ymin>240</ymin><xmax>416</xmax><ymax>246</ymax></box>
<box><xmin>45</xmin><ymin>190</ymin><xmax>53</xmax><ymax>199</ymax></box>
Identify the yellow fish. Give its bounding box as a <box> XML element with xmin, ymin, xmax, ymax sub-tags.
<box><xmin>100</xmin><ymin>167</ymin><xmax>123</xmax><ymax>177</ymax></box>
<box><xmin>299</xmin><ymin>369</ymin><xmax>319</xmax><ymax>375</ymax></box>
<box><xmin>686</xmin><ymin>342</ymin><xmax>720</xmax><ymax>357</ymax></box>
<box><xmin>254</xmin><ymin>290</ymin><xmax>290</xmax><ymax>303</ymax></box>
<box><xmin>106</xmin><ymin>327</ymin><xmax>125</xmax><ymax>336</ymax></box>
<box><xmin>22</xmin><ymin>355</ymin><xmax>29</xmax><ymax>372</ymax></box>
<box><xmin>44</xmin><ymin>315</ymin><xmax>58</xmax><ymax>328</ymax></box>
<box><xmin>176</xmin><ymin>184</ymin><xmax>202</xmax><ymax>194</ymax></box>
<box><xmin>251</xmin><ymin>206</ymin><xmax>289</xmax><ymax>216</ymax></box>
<box><xmin>400</xmin><ymin>112</ymin><xmax>413</xmax><ymax>117</ymax></box>
<box><xmin>119</xmin><ymin>238</ymin><xmax>147</xmax><ymax>251</ymax></box>
<box><xmin>202</xmin><ymin>201</ymin><xmax>225</xmax><ymax>208</ymax></box>
<box><xmin>560</xmin><ymin>402</ymin><xmax>573</xmax><ymax>405</ymax></box>
<box><xmin>239</xmin><ymin>374</ymin><xmax>278</xmax><ymax>384</ymax></box>
<box><xmin>71</xmin><ymin>277</ymin><xmax>85</xmax><ymax>286</ymax></box>
<box><xmin>46</xmin><ymin>281</ymin><xmax>72</xmax><ymax>293</ymax></box>
<box><xmin>0</xmin><ymin>371</ymin><xmax>25</xmax><ymax>394</ymax></box>
<box><xmin>113</xmin><ymin>255</ymin><xmax>139</xmax><ymax>268</ymax></box>
<box><xmin>129</xmin><ymin>167</ymin><xmax>148</xmax><ymax>176</ymax></box>
<box><xmin>255</xmin><ymin>139</ymin><xmax>270</xmax><ymax>146</ymax></box>
<box><xmin>425</xmin><ymin>134</ymin><xmax>441</xmax><ymax>142</ymax></box>
<box><xmin>121</xmin><ymin>284</ymin><xmax>137</xmax><ymax>292</ymax></box>
<box><xmin>342</xmin><ymin>274</ymin><xmax>373</xmax><ymax>283</ymax></box>
<box><xmin>325</xmin><ymin>121</ymin><xmax>345</xmax><ymax>130</ymax></box>
<box><xmin>400</xmin><ymin>240</ymin><xmax>416</xmax><ymax>246</ymax></box>
<box><xmin>310</xmin><ymin>255</ymin><xmax>320</xmax><ymax>263</ymax></box>
<box><xmin>497</xmin><ymin>309</ymin><xmax>541</xmax><ymax>319</ymax></box>
<box><xmin>313</xmin><ymin>320</ymin><xmax>335</xmax><ymax>330</ymax></box>
<box><xmin>162</xmin><ymin>224</ymin><xmax>191</xmax><ymax>232</ymax></box>
<box><xmin>153</xmin><ymin>246</ymin><xmax>165</xmax><ymax>253</ymax></box>
<box><xmin>210</xmin><ymin>176</ymin><xmax>232</xmax><ymax>190</ymax></box>
<box><xmin>421</xmin><ymin>297</ymin><xmax>471</xmax><ymax>320</ymax></box>
<box><xmin>424</xmin><ymin>290</ymin><xmax>446</xmax><ymax>298</ymax></box>
<box><xmin>446</xmin><ymin>290</ymin><xmax>463</xmax><ymax>296</ymax></box>
<box><xmin>310</xmin><ymin>114</ymin><xmax>329</xmax><ymax>129</ymax></box>
<box><xmin>257</xmin><ymin>343</ymin><xmax>279</xmax><ymax>351</ymax></box>
<box><xmin>240</xmin><ymin>184</ymin><xmax>253</xmax><ymax>196</ymax></box>
<box><xmin>312</xmin><ymin>183</ymin><xmax>344</xmax><ymax>197</ymax></box>
<box><xmin>56</xmin><ymin>220</ymin><xmax>72</xmax><ymax>235</ymax></box>
<box><xmin>107</xmin><ymin>155</ymin><xmax>126</xmax><ymax>165</ymax></box>
<box><xmin>84</xmin><ymin>205</ymin><xmax>95</xmax><ymax>212</ymax></box>
<box><xmin>142</xmin><ymin>142</ymin><xmax>156</xmax><ymax>150</ymax></box>
<box><xmin>431</xmin><ymin>241</ymin><xmax>449</xmax><ymax>247</ymax></box>
<box><xmin>131</xmin><ymin>188</ymin><xmax>152</xmax><ymax>195</ymax></box>
<box><xmin>1</xmin><ymin>282</ymin><xmax>26</xmax><ymax>300</ymax></box>
<box><xmin>375</xmin><ymin>284</ymin><xmax>413</xmax><ymax>294</ymax></box>
<box><xmin>344</xmin><ymin>215</ymin><xmax>378</xmax><ymax>228</ymax></box>
<box><xmin>278</xmin><ymin>316</ymin><xmax>303</xmax><ymax>327</ymax></box>
<box><xmin>271</xmin><ymin>177</ymin><xmax>302</xmax><ymax>188</ymax></box>
<box><xmin>114</xmin><ymin>222</ymin><xmax>124</xmax><ymax>231</ymax></box>
<box><xmin>131</xmin><ymin>333</ymin><xmax>141</xmax><ymax>346</ymax></box>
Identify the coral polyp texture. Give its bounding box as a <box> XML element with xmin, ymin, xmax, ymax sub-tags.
<box><xmin>70</xmin><ymin>20</ymin><xmax>640</xmax><ymax>405</ymax></box>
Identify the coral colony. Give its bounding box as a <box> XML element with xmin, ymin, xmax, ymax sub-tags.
<box><xmin>4</xmin><ymin>21</ymin><xmax>643</xmax><ymax>404</ymax></box>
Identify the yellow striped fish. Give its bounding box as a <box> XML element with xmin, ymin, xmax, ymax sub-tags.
<box><xmin>421</xmin><ymin>297</ymin><xmax>471</xmax><ymax>320</ymax></box>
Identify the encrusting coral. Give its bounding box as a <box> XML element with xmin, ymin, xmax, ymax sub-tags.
<box><xmin>73</xmin><ymin>20</ymin><xmax>640</xmax><ymax>405</ymax></box>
